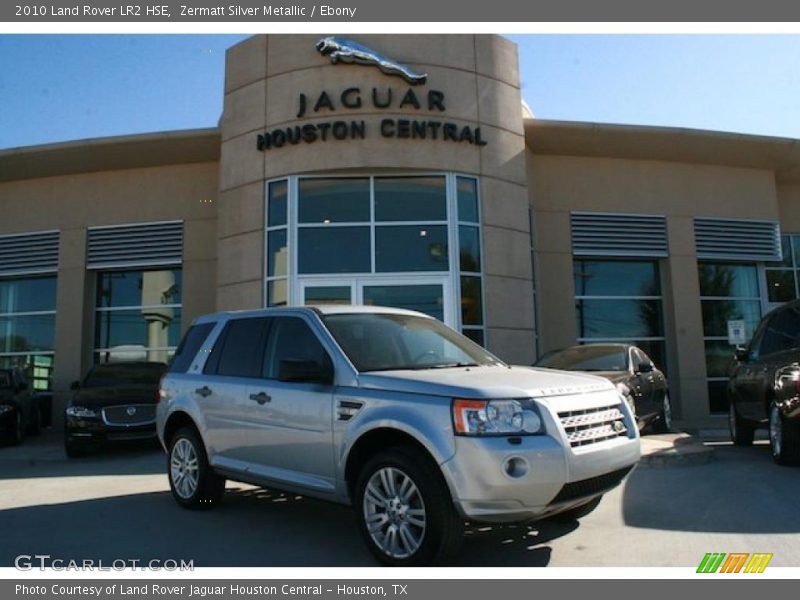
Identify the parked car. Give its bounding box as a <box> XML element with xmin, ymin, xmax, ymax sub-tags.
<box><xmin>0</xmin><ymin>367</ymin><xmax>40</xmax><ymax>445</ymax></box>
<box><xmin>65</xmin><ymin>361</ymin><xmax>167</xmax><ymax>457</ymax></box>
<box><xmin>534</xmin><ymin>344</ymin><xmax>672</xmax><ymax>434</ymax></box>
<box><xmin>728</xmin><ymin>299</ymin><xmax>800</xmax><ymax>465</ymax></box>
<box><xmin>157</xmin><ymin>306</ymin><xmax>641</xmax><ymax>566</ymax></box>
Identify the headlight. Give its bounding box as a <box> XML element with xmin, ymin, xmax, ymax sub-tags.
<box><xmin>452</xmin><ymin>398</ymin><xmax>544</xmax><ymax>436</ymax></box>
<box><xmin>0</xmin><ymin>405</ymin><xmax>14</xmax><ymax>415</ymax></box>
<box><xmin>66</xmin><ymin>406</ymin><xmax>98</xmax><ymax>418</ymax></box>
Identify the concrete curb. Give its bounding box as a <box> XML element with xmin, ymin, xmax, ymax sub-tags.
<box><xmin>638</xmin><ymin>432</ymin><xmax>715</xmax><ymax>468</ymax></box>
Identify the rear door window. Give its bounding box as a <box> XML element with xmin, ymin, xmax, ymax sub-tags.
<box><xmin>169</xmin><ymin>323</ymin><xmax>216</xmax><ymax>373</ymax></box>
<box><xmin>205</xmin><ymin>317</ymin><xmax>271</xmax><ymax>378</ymax></box>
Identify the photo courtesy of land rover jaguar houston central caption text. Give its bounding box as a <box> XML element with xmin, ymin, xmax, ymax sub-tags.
<box><xmin>156</xmin><ymin>306</ymin><xmax>641</xmax><ymax>566</ymax></box>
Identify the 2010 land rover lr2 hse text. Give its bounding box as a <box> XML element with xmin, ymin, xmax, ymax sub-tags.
<box><xmin>156</xmin><ymin>306</ymin><xmax>640</xmax><ymax>565</ymax></box>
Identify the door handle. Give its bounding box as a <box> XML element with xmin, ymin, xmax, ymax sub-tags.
<box><xmin>195</xmin><ymin>386</ymin><xmax>212</xmax><ymax>398</ymax></box>
<box><xmin>249</xmin><ymin>392</ymin><xmax>271</xmax><ymax>405</ymax></box>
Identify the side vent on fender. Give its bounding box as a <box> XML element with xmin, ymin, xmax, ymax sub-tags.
<box><xmin>337</xmin><ymin>400</ymin><xmax>364</xmax><ymax>421</ymax></box>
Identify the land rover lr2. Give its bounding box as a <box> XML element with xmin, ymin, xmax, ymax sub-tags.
<box><xmin>157</xmin><ymin>306</ymin><xmax>640</xmax><ymax>566</ymax></box>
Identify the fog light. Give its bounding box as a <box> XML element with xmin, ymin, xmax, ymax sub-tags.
<box><xmin>504</xmin><ymin>456</ymin><xmax>528</xmax><ymax>479</ymax></box>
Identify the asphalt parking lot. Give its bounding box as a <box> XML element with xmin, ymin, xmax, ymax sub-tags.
<box><xmin>1</xmin><ymin>431</ymin><xmax>799</xmax><ymax>567</ymax></box>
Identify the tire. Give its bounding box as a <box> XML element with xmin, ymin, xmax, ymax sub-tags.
<box><xmin>355</xmin><ymin>447</ymin><xmax>463</xmax><ymax>566</ymax></box>
<box><xmin>65</xmin><ymin>438</ymin><xmax>89</xmax><ymax>458</ymax></box>
<box><xmin>729</xmin><ymin>402</ymin><xmax>754</xmax><ymax>447</ymax></box>
<box><xmin>550</xmin><ymin>495</ymin><xmax>603</xmax><ymax>523</ymax></box>
<box><xmin>769</xmin><ymin>403</ymin><xmax>800</xmax><ymax>466</ymax></box>
<box><xmin>167</xmin><ymin>426</ymin><xmax>225</xmax><ymax>509</ymax></box>
<box><xmin>651</xmin><ymin>393</ymin><xmax>672</xmax><ymax>434</ymax></box>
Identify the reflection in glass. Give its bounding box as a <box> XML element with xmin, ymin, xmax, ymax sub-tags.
<box><xmin>304</xmin><ymin>286</ymin><xmax>352</xmax><ymax>305</ymax></box>
<box><xmin>0</xmin><ymin>277</ymin><xmax>57</xmax><ymax>313</ymax></box>
<box><xmin>267</xmin><ymin>280</ymin><xmax>287</xmax><ymax>307</ymax></box>
<box><xmin>794</xmin><ymin>236</ymin><xmax>800</xmax><ymax>266</ymax></box>
<box><xmin>267</xmin><ymin>229</ymin><xmax>288</xmax><ymax>278</ymax></box>
<box><xmin>94</xmin><ymin>308</ymin><xmax>182</xmax><ymax>363</ymax></box>
<box><xmin>0</xmin><ymin>314</ymin><xmax>55</xmax><ymax>352</ymax></box>
<box><xmin>700</xmin><ymin>299</ymin><xmax>762</xmax><ymax>338</ymax></box>
<box><xmin>462</xmin><ymin>329</ymin><xmax>484</xmax><ymax>347</ymax></box>
<box><xmin>707</xmin><ymin>381</ymin><xmax>729</xmax><ymax>415</ymax></box>
<box><xmin>298</xmin><ymin>227</ymin><xmax>370</xmax><ymax>274</ymax></box>
<box><xmin>766</xmin><ymin>270</ymin><xmax>797</xmax><ymax>303</ymax></box>
<box><xmin>96</xmin><ymin>270</ymin><xmax>182</xmax><ymax>308</ymax></box>
<box><xmin>698</xmin><ymin>263</ymin><xmax>759</xmax><ymax>298</ymax></box>
<box><xmin>460</xmin><ymin>276</ymin><xmax>483</xmax><ymax>325</ymax></box>
<box><xmin>363</xmin><ymin>285</ymin><xmax>444</xmax><ymax>321</ymax></box>
<box><xmin>704</xmin><ymin>340</ymin><xmax>738</xmax><ymax>378</ymax></box>
<box><xmin>375</xmin><ymin>225</ymin><xmax>448</xmax><ymax>272</ymax></box>
<box><xmin>374</xmin><ymin>177</ymin><xmax>446</xmax><ymax>222</ymax></box>
<box><xmin>299</xmin><ymin>178</ymin><xmax>370</xmax><ymax>223</ymax></box>
<box><xmin>574</xmin><ymin>260</ymin><xmax>660</xmax><ymax>297</ymax></box>
<box><xmin>459</xmin><ymin>226</ymin><xmax>481</xmax><ymax>272</ymax></box>
<box><xmin>457</xmin><ymin>177</ymin><xmax>479</xmax><ymax>223</ymax></box>
<box><xmin>268</xmin><ymin>180</ymin><xmax>288</xmax><ymax>228</ymax></box>
<box><xmin>0</xmin><ymin>354</ymin><xmax>53</xmax><ymax>391</ymax></box>
<box><xmin>576</xmin><ymin>299</ymin><xmax>664</xmax><ymax>338</ymax></box>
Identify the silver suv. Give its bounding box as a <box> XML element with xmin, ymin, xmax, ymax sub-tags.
<box><xmin>157</xmin><ymin>306</ymin><xmax>640</xmax><ymax>565</ymax></box>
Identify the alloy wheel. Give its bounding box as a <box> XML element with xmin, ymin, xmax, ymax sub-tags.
<box><xmin>770</xmin><ymin>404</ymin><xmax>783</xmax><ymax>458</ymax></box>
<box><xmin>170</xmin><ymin>438</ymin><xmax>199</xmax><ymax>499</ymax></box>
<box><xmin>363</xmin><ymin>466</ymin><xmax>426</xmax><ymax>560</ymax></box>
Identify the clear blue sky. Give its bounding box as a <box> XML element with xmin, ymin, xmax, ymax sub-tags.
<box><xmin>1</xmin><ymin>34</ymin><xmax>799</xmax><ymax>150</ymax></box>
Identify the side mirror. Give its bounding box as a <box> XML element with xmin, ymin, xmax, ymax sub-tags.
<box><xmin>70</xmin><ymin>380</ymin><xmax>80</xmax><ymax>391</ymax></box>
<box><xmin>734</xmin><ymin>346</ymin><xmax>750</xmax><ymax>363</ymax></box>
<box><xmin>636</xmin><ymin>361</ymin><xmax>654</xmax><ymax>374</ymax></box>
<box><xmin>278</xmin><ymin>359</ymin><xmax>333</xmax><ymax>384</ymax></box>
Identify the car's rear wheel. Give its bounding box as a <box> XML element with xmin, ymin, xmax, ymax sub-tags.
<box><xmin>729</xmin><ymin>402</ymin><xmax>754</xmax><ymax>447</ymax></box>
<box><xmin>651</xmin><ymin>393</ymin><xmax>672</xmax><ymax>434</ymax></box>
<box><xmin>168</xmin><ymin>427</ymin><xmax>225</xmax><ymax>509</ymax></box>
<box><xmin>355</xmin><ymin>447</ymin><xmax>463</xmax><ymax>566</ymax></box>
<box><xmin>550</xmin><ymin>495</ymin><xmax>603</xmax><ymax>522</ymax></box>
<box><xmin>769</xmin><ymin>403</ymin><xmax>800</xmax><ymax>466</ymax></box>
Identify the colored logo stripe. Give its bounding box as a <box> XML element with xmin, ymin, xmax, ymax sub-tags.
<box><xmin>697</xmin><ymin>552</ymin><xmax>773</xmax><ymax>573</ymax></box>
<box><xmin>744</xmin><ymin>553</ymin><xmax>773</xmax><ymax>573</ymax></box>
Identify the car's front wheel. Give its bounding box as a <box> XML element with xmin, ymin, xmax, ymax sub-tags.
<box><xmin>769</xmin><ymin>403</ymin><xmax>800</xmax><ymax>466</ymax></box>
<box><xmin>651</xmin><ymin>393</ymin><xmax>672</xmax><ymax>434</ymax></box>
<box><xmin>355</xmin><ymin>447</ymin><xmax>463</xmax><ymax>566</ymax></box>
<box><xmin>729</xmin><ymin>402</ymin><xmax>754</xmax><ymax>447</ymax></box>
<box><xmin>168</xmin><ymin>427</ymin><xmax>225</xmax><ymax>509</ymax></box>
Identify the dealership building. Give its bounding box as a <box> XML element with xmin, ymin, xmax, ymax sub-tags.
<box><xmin>0</xmin><ymin>34</ymin><xmax>798</xmax><ymax>427</ymax></box>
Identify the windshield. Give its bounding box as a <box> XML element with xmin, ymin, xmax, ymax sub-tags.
<box><xmin>83</xmin><ymin>363</ymin><xmax>166</xmax><ymax>387</ymax></box>
<box><xmin>537</xmin><ymin>345</ymin><xmax>628</xmax><ymax>372</ymax></box>
<box><xmin>323</xmin><ymin>313</ymin><xmax>504</xmax><ymax>372</ymax></box>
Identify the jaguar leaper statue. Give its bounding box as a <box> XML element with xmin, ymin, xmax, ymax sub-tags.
<box><xmin>315</xmin><ymin>36</ymin><xmax>428</xmax><ymax>85</ymax></box>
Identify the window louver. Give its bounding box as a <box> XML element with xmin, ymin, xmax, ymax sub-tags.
<box><xmin>571</xmin><ymin>212</ymin><xmax>668</xmax><ymax>257</ymax></box>
<box><xmin>87</xmin><ymin>221</ymin><xmax>183</xmax><ymax>269</ymax></box>
<box><xmin>694</xmin><ymin>218</ymin><xmax>781</xmax><ymax>262</ymax></box>
<box><xmin>0</xmin><ymin>230</ymin><xmax>60</xmax><ymax>277</ymax></box>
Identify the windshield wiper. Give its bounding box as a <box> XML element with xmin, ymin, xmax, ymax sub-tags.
<box><xmin>422</xmin><ymin>362</ymin><xmax>480</xmax><ymax>369</ymax></box>
<box><xmin>361</xmin><ymin>362</ymin><xmax>480</xmax><ymax>373</ymax></box>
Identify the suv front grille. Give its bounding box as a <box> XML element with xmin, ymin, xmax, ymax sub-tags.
<box><xmin>548</xmin><ymin>465</ymin><xmax>634</xmax><ymax>505</ymax></box>
<box><xmin>102</xmin><ymin>404</ymin><xmax>156</xmax><ymax>427</ymax></box>
<box><xmin>558</xmin><ymin>404</ymin><xmax>628</xmax><ymax>447</ymax></box>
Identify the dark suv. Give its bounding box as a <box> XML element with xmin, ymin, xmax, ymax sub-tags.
<box><xmin>728</xmin><ymin>299</ymin><xmax>800</xmax><ymax>465</ymax></box>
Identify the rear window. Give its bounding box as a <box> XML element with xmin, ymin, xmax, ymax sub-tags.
<box><xmin>169</xmin><ymin>323</ymin><xmax>216</xmax><ymax>373</ymax></box>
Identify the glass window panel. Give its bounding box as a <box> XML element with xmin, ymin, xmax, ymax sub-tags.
<box><xmin>169</xmin><ymin>323</ymin><xmax>215</xmax><ymax>374</ymax></box>
<box><xmin>698</xmin><ymin>263</ymin><xmax>759</xmax><ymax>298</ymax></box>
<box><xmin>304</xmin><ymin>286</ymin><xmax>352</xmax><ymax>305</ymax></box>
<box><xmin>766</xmin><ymin>270</ymin><xmax>797</xmax><ymax>303</ymax></box>
<box><xmin>704</xmin><ymin>340</ymin><xmax>738</xmax><ymax>378</ymax></box>
<box><xmin>299</xmin><ymin>178</ymin><xmax>370</xmax><ymax>224</ymax></box>
<box><xmin>263</xmin><ymin>317</ymin><xmax>330</xmax><ymax>379</ymax></box>
<box><xmin>461</xmin><ymin>276</ymin><xmax>483</xmax><ymax>325</ymax></box>
<box><xmin>0</xmin><ymin>314</ymin><xmax>55</xmax><ymax>352</ymax></box>
<box><xmin>701</xmin><ymin>299</ymin><xmax>761</xmax><ymax>338</ymax></box>
<box><xmin>267</xmin><ymin>280</ymin><xmax>288</xmax><ymax>307</ymax></box>
<box><xmin>94</xmin><ymin>308</ymin><xmax>182</xmax><ymax>352</ymax></box>
<box><xmin>576</xmin><ymin>299</ymin><xmax>664</xmax><ymax>338</ymax></box>
<box><xmin>363</xmin><ymin>285</ymin><xmax>445</xmax><ymax>321</ymax></box>
<box><xmin>267</xmin><ymin>180</ymin><xmax>288</xmax><ymax>228</ymax></box>
<box><xmin>375</xmin><ymin>225</ymin><xmax>448</xmax><ymax>272</ymax></box>
<box><xmin>374</xmin><ymin>176</ymin><xmax>447</xmax><ymax>222</ymax></box>
<box><xmin>0</xmin><ymin>354</ymin><xmax>54</xmax><ymax>391</ymax></box>
<box><xmin>0</xmin><ymin>277</ymin><xmax>57</xmax><ymax>313</ymax></box>
<box><xmin>267</xmin><ymin>229</ymin><xmax>288</xmax><ymax>278</ymax></box>
<box><xmin>459</xmin><ymin>225</ymin><xmax>481</xmax><ymax>273</ymax></box>
<box><xmin>299</xmin><ymin>227</ymin><xmax>370</xmax><ymax>274</ymax></box>
<box><xmin>96</xmin><ymin>270</ymin><xmax>182</xmax><ymax>308</ymax></box>
<box><xmin>573</xmin><ymin>260</ymin><xmax>660</xmax><ymax>297</ymax></box>
<box><xmin>708</xmin><ymin>380</ymin><xmax>730</xmax><ymax>415</ymax></box>
<box><xmin>462</xmin><ymin>329</ymin><xmax>484</xmax><ymax>347</ymax></box>
<box><xmin>761</xmin><ymin>309</ymin><xmax>800</xmax><ymax>355</ymax></box>
<box><xmin>775</xmin><ymin>236</ymin><xmax>794</xmax><ymax>268</ymax></box>
<box><xmin>457</xmin><ymin>177</ymin><xmax>479</xmax><ymax>223</ymax></box>
<box><xmin>215</xmin><ymin>318</ymin><xmax>270</xmax><ymax>378</ymax></box>
<box><xmin>793</xmin><ymin>235</ymin><xmax>800</xmax><ymax>266</ymax></box>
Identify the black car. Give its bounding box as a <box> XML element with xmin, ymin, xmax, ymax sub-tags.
<box><xmin>535</xmin><ymin>343</ymin><xmax>672</xmax><ymax>433</ymax></box>
<box><xmin>728</xmin><ymin>299</ymin><xmax>800</xmax><ymax>465</ymax></box>
<box><xmin>0</xmin><ymin>367</ymin><xmax>40</xmax><ymax>445</ymax></box>
<box><xmin>65</xmin><ymin>361</ymin><xmax>167</xmax><ymax>457</ymax></box>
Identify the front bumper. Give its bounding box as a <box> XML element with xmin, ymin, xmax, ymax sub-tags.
<box><xmin>440</xmin><ymin>391</ymin><xmax>641</xmax><ymax>523</ymax></box>
<box><xmin>65</xmin><ymin>417</ymin><xmax>157</xmax><ymax>444</ymax></box>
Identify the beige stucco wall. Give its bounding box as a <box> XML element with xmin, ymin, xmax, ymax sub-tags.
<box><xmin>778</xmin><ymin>184</ymin><xmax>800</xmax><ymax>233</ymax></box>
<box><xmin>0</xmin><ymin>162</ymin><xmax>219</xmax><ymax>421</ymax></box>
<box><xmin>528</xmin><ymin>153</ymin><xmax>780</xmax><ymax>419</ymax></box>
<box><xmin>218</xmin><ymin>34</ymin><xmax>535</xmax><ymax>364</ymax></box>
